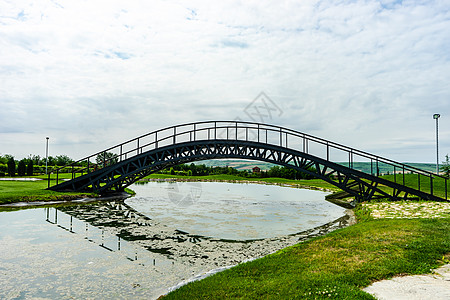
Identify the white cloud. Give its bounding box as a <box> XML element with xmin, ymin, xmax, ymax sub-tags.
<box><xmin>0</xmin><ymin>0</ymin><xmax>449</xmax><ymax>163</ymax></box>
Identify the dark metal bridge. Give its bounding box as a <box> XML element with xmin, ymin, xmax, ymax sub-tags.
<box><xmin>48</xmin><ymin>121</ymin><xmax>449</xmax><ymax>205</ymax></box>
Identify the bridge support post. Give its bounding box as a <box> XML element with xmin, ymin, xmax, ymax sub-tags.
<box><xmin>394</xmin><ymin>166</ymin><xmax>396</xmax><ymax>183</ymax></box>
<box><xmin>174</xmin><ymin>127</ymin><xmax>176</xmax><ymax>144</ymax></box>
<box><xmin>445</xmin><ymin>178</ymin><xmax>448</xmax><ymax>199</ymax></box>
<box><xmin>430</xmin><ymin>175</ymin><xmax>433</xmax><ymax>196</ymax></box>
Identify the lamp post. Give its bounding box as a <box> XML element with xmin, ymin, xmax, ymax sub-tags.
<box><xmin>45</xmin><ymin>137</ymin><xmax>49</xmax><ymax>175</ymax></box>
<box><xmin>433</xmin><ymin>114</ymin><xmax>440</xmax><ymax>174</ymax></box>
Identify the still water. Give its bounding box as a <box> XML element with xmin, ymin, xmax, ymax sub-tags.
<box><xmin>0</xmin><ymin>181</ymin><xmax>349</xmax><ymax>299</ymax></box>
<box><xmin>128</xmin><ymin>181</ymin><xmax>345</xmax><ymax>240</ymax></box>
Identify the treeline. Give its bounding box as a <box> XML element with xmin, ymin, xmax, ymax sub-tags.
<box><xmin>161</xmin><ymin>163</ymin><xmax>317</xmax><ymax>180</ymax></box>
<box><xmin>0</xmin><ymin>151</ymin><xmax>131</xmax><ymax>177</ymax></box>
<box><xmin>0</xmin><ymin>154</ymin><xmax>74</xmax><ymax>176</ymax></box>
<box><xmin>0</xmin><ymin>151</ymin><xmax>318</xmax><ymax>181</ymax></box>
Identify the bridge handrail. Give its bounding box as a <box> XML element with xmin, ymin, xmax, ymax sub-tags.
<box><xmin>49</xmin><ymin>121</ymin><xmax>448</xmax><ymax>198</ymax></box>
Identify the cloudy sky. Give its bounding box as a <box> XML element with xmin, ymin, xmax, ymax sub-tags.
<box><xmin>1</xmin><ymin>0</ymin><xmax>449</xmax><ymax>163</ymax></box>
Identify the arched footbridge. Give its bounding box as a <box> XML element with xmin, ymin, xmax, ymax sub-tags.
<box><xmin>48</xmin><ymin>121</ymin><xmax>449</xmax><ymax>205</ymax></box>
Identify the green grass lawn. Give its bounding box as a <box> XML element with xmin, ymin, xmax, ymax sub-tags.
<box><xmin>381</xmin><ymin>173</ymin><xmax>449</xmax><ymax>199</ymax></box>
<box><xmin>0</xmin><ymin>175</ymin><xmax>95</xmax><ymax>204</ymax></box>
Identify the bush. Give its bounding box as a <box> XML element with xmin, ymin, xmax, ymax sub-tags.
<box><xmin>34</xmin><ymin>165</ymin><xmax>45</xmax><ymax>174</ymax></box>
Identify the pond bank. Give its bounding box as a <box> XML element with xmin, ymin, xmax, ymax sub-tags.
<box><xmin>163</xmin><ymin>217</ymin><xmax>450</xmax><ymax>299</ymax></box>
<box><xmin>0</xmin><ymin>192</ymin><xmax>128</xmax><ymax>208</ymax></box>
<box><xmin>164</xmin><ymin>210</ymin><xmax>356</xmax><ymax>296</ymax></box>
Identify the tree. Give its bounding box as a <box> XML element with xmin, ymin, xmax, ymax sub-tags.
<box><xmin>95</xmin><ymin>152</ymin><xmax>118</xmax><ymax>167</ymax></box>
<box><xmin>17</xmin><ymin>160</ymin><xmax>26</xmax><ymax>176</ymax></box>
<box><xmin>1</xmin><ymin>154</ymin><xmax>14</xmax><ymax>165</ymax></box>
<box><xmin>31</xmin><ymin>155</ymin><xmax>41</xmax><ymax>165</ymax></box>
<box><xmin>27</xmin><ymin>160</ymin><xmax>33</xmax><ymax>176</ymax></box>
<box><xmin>0</xmin><ymin>163</ymin><xmax>7</xmax><ymax>176</ymax></box>
<box><xmin>7</xmin><ymin>157</ymin><xmax>15</xmax><ymax>177</ymax></box>
<box><xmin>54</xmin><ymin>155</ymin><xmax>73</xmax><ymax>166</ymax></box>
<box><xmin>42</xmin><ymin>156</ymin><xmax>56</xmax><ymax>166</ymax></box>
<box><xmin>442</xmin><ymin>154</ymin><xmax>450</xmax><ymax>178</ymax></box>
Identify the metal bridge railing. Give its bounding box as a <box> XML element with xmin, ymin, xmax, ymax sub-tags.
<box><xmin>48</xmin><ymin>120</ymin><xmax>449</xmax><ymax>199</ymax></box>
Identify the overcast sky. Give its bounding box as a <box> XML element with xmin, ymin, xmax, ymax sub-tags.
<box><xmin>1</xmin><ymin>0</ymin><xmax>449</xmax><ymax>163</ymax></box>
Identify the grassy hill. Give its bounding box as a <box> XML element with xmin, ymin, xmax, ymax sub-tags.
<box><xmin>194</xmin><ymin>159</ymin><xmax>437</xmax><ymax>174</ymax></box>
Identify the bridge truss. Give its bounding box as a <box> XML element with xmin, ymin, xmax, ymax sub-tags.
<box><xmin>48</xmin><ymin>121</ymin><xmax>449</xmax><ymax>205</ymax></box>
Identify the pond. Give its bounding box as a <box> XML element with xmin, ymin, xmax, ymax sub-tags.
<box><xmin>0</xmin><ymin>181</ymin><xmax>351</xmax><ymax>299</ymax></box>
<box><xmin>127</xmin><ymin>181</ymin><xmax>345</xmax><ymax>240</ymax></box>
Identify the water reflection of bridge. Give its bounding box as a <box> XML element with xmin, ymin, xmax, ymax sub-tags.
<box><xmin>45</xmin><ymin>199</ymin><xmax>353</xmax><ymax>267</ymax></box>
<box><xmin>45</xmin><ymin>201</ymin><xmax>178</xmax><ymax>265</ymax></box>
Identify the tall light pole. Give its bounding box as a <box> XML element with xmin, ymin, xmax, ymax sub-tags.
<box><xmin>433</xmin><ymin>114</ymin><xmax>440</xmax><ymax>174</ymax></box>
<box><xmin>45</xmin><ymin>137</ymin><xmax>49</xmax><ymax>175</ymax></box>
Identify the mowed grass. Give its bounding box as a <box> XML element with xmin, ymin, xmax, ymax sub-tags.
<box><xmin>0</xmin><ymin>175</ymin><xmax>95</xmax><ymax>204</ymax></box>
<box><xmin>165</xmin><ymin>217</ymin><xmax>450</xmax><ymax>299</ymax></box>
<box><xmin>381</xmin><ymin>173</ymin><xmax>450</xmax><ymax>199</ymax></box>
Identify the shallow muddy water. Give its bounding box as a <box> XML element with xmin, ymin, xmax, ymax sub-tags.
<box><xmin>0</xmin><ymin>181</ymin><xmax>351</xmax><ymax>299</ymax></box>
<box><xmin>127</xmin><ymin>181</ymin><xmax>345</xmax><ymax>240</ymax></box>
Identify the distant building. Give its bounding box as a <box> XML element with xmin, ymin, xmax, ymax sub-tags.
<box><xmin>252</xmin><ymin>166</ymin><xmax>261</xmax><ymax>173</ymax></box>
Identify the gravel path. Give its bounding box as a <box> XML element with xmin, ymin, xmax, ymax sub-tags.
<box><xmin>362</xmin><ymin>201</ymin><xmax>450</xmax><ymax>219</ymax></box>
<box><xmin>363</xmin><ymin>264</ymin><xmax>450</xmax><ymax>300</ymax></box>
